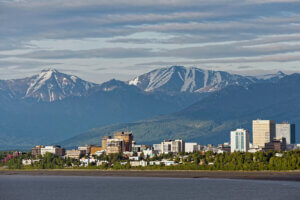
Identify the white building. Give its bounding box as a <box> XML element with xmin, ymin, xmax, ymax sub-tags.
<box><xmin>80</xmin><ymin>158</ymin><xmax>96</xmax><ymax>167</ymax></box>
<box><xmin>22</xmin><ymin>159</ymin><xmax>40</xmax><ymax>166</ymax></box>
<box><xmin>130</xmin><ymin>160</ymin><xmax>148</xmax><ymax>167</ymax></box>
<box><xmin>96</xmin><ymin>160</ymin><xmax>108</xmax><ymax>166</ymax></box>
<box><xmin>129</xmin><ymin>156</ymin><xmax>140</xmax><ymax>161</ymax></box>
<box><xmin>153</xmin><ymin>144</ymin><xmax>162</xmax><ymax>154</ymax></box>
<box><xmin>185</xmin><ymin>143</ymin><xmax>198</xmax><ymax>153</ymax></box>
<box><xmin>161</xmin><ymin>139</ymin><xmax>185</xmax><ymax>154</ymax></box>
<box><xmin>41</xmin><ymin>146</ymin><xmax>64</xmax><ymax>156</ymax></box>
<box><xmin>143</xmin><ymin>149</ymin><xmax>155</xmax><ymax>158</ymax></box>
<box><xmin>230</xmin><ymin>129</ymin><xmax>250</xmax><ymax>153</ymax></box>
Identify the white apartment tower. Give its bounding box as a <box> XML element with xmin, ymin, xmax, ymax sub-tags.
<box><xmin>161</xmin><ymin>139</ymin><xmax>185</xmax><ymax>154</ymax></box>
<box><xmin>230</xmin><ymin>129</ymin><xmax>250</xmax><ymax>153</ymax></box>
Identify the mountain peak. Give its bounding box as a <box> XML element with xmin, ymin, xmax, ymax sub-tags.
<box><xmin>24</xmin><ymin>69</ymin><xmax>97</xmax><ymax>102</ymax></box>
<box><xmin>277</xmin><ymin>71</ymin><xmax>286</xmax><ymax>76</ymax></box>
<box><xmin>254</xmin><ymin>70</ymin><xmax>286</xmax><ymax>81</ymax></box>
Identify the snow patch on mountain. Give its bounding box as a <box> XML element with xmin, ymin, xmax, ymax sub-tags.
<box><xmin>128</xmin><ymin>66</ymin><xmax>286</xmax><ymax>94</ymax></box>
<box><xmin>1</xmin><ymin>68</ymin><xmax>98</xmax><ymax>102</ymax></box>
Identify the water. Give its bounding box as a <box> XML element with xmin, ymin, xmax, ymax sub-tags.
<box><xmin>0</xmin><ymin>175</ymin><xmax>299</xmax><ymax>200</ymax></box>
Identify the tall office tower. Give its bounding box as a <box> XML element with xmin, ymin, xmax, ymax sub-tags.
<box><xmin>114</xmin><ymin>131</ymin><xmax>133</xmax><ymax>152</ymax></box>
<box><xmin>276</xmin><ymin>123</ymin><xmax>296</xmax><ymax>144</ymax></box>
<box><xmin>161</xmin><ymin>139</ymin><xmax>185</xmax><ymax>154</ymax></box>
<box><xmin>106</xmin><ymin>139</ymin><xmax>124</xmax><ymax>154</ymax></box>
<box><xmin>102</xmin><ymin>136</ymin><xmax>112</xmax><ymax>149</ymax></box>
<box><xmin>230</xmin><ymin>129</ymin><xmax>250</xmax><ymax>153</ymax></box>
<box><xmin>253</xmin><ymin>120</ymin><xmax>276</xmax><ymax>148</ymax></box>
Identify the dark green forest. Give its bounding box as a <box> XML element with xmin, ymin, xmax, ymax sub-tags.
<box><xmin>2</xmin><ymin>150</ymin><xmax>299</xmax><ymax>171</ymax></box>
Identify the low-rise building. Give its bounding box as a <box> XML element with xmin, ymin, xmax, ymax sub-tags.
<box><xmin>263</xmin><ymin>138</ymin><xmax>286</xmax><ymax>152</ymax></box>
<box><xmin>22</xmin><ymin>159</ymin><xmax>40</xmax><ymax>166</ymax></box>
<box><xmin>143</xmin><ymin>149</ymin><xmax>155</xmax><ymax>158</ymax></box>
<box><xmin>185</xmin><ymin>143</ymin><xmax>198</xmax><ymax>153</ymax></box>
<box><xmin>80</xmin><ymin>158</ymin><xmax>97</xmax><ymax>167</ymax></box>
<box><xmin>96</xmin><ymin>160</ymin><xmax>109</xmax><ymax>166</ymax></box>
<box><xmin>90</xmin><ymin>146</ymin><xmax>103</xmax><ymax>155</ymax></box>
<box><xmin>130</xmin><ymin>160</ymin><xmax>147</xmax><ymax>167</ymax></box>
<box><xmin>78</xmin><ymin>145</ymin><xmax>91</xmax><ymax>155</ymax></box>
<box><xmin>31</xmin><ymin>145</ymin><xmax>45</xmax><ymax>157</ymax></box>
<box><xmin>129</xmin><ymin>156</ymin><xmax>140</xmax><ymax>161</ymax></box>
<box><xmin>41</xmin><ymin>146</ymin><xmax>65</xmax><ymax>156</ymax></box>
<box><xmin>218</xmin><ymin>143</ymin><xmax>231</xmax><ymax>152</ymax></box>
<box><xmin>65</xmin><ymin>149</ymin><xmax>86</xmax><ymax>159</ymax></box>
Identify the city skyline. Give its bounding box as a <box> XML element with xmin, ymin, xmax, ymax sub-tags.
<box><xmin>0</xmin><ymin>0</ymin><xmax>300</xmax><ymax>83</ymax></box>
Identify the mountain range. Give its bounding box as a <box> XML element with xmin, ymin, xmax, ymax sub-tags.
<box><xmin>0</xmin><ymin>66</ymin><xmax>290</xmax><ymax>149</ymax></box>
<box><xmin>62</xmin><ymin>73</ymin><xmax>300</xmax><ymax>148</ymax></box>
<box><xmin>128</xmin><ymin>66</ymin><xmax>285</xmax><ymax>94</ymax></box>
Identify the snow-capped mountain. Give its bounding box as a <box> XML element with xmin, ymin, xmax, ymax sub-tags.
<box><xmin>251</xmin><ymin>71</ymin><xmax>286</xmax><ymax>82</ymax></box>
<box><xmin>0</xmin><ymin>69</ymin><xmax>98</xmax><ymax>102</ymax></box>
<box><xmin>128</xmin><ymin>66</ymin><xmax>262</xmax><ymax>94</ymax></box>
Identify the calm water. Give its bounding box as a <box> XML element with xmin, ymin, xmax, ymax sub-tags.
<box><xmin>0</xmin><ymin>175</ymin><xmax>299</xmax><ymax>200</ymax></box>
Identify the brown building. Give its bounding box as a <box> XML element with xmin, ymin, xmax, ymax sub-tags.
<box><xmin>65</xmin><ymin>149</ymin><xmax>86</xmax><ymax>159</ymax></box>
<box><xmin>78</xmin><ymin>145</ymin><xmax>91</xmax><ymax>155</ymax></box>
<box><xmin>102</xmin><ymin>136</ymin><xmax>112</xmax><ymax>150</ymax></box>
<box><xmin>263</xmin><ymin>138</ymin><xmax>286</xmax><ymax>152</ymax></box>
<box><xmin>114</xmin><ymin>131</ymin><xmax>133</xmax><ymax>152</ymax></box>
<box><xmin>90</xmin><ymin>146</ymin><xmax>103</xmax><ymax>155</ymax></box>
<box><xmin>31</xmin><ymin>145</ymin><xmax>45</xmax><ymax>157</ymax></box>
<box><xmin>106</xmin><ymin>139</ymin><xmax>124</xmax><ymax>154</ymax></box>
<box><xmin>253</xmin><ymin>120</ymin><xmax>276</xmax><ymax>148</ymax></box>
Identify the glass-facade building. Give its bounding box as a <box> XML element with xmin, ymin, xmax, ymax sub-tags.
<box><xmin>276</xmin><ymin>123</ymin><xmax>296</xmax><ymax>144</ymax></box>
<box><xmin>230</xmin><ymin>129</ymin><xmax>250</xmax><ymax>153</ymax></box>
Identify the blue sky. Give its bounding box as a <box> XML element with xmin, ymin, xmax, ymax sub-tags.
<box><xmin>0</xmin><ymin>0</ymin><xmax>300</xmax><ymax>83</ymax></box>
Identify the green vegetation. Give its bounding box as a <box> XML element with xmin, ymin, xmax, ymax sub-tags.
<box><xmin>3</xmin><ymin>150</ymin><xmax>300</xmax><ymax>171</ymax></box>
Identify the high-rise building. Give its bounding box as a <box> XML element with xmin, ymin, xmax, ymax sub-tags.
<box><xmin>106</xmin><ymin>139</ymin><xmax>124</xmax><ymax>154</ymax></box>
<box><xmin>114</xmin><ymin>131</ymin><xmax>133</xmax><ymax>152</ymax></box>
<box><xmin>161</xmin><ymin>139</ymin><xmax>185</xmax><ymax>154</ymax></box>
<box><xmin>276</xmin><ymin>123</ymin><xmax>296</xmax><ymax>144</ymax></box>
<box><xmin>253</xmin><ymin>120</ymin><xmax>276</xmax><ymax>148</ymax></box>
<box><xmin>102</xmin><ymin>136</ymin><xmax>112</xmax><ymax>149</ymax></box>
<box><xmin>230</xmin><ymin>129</ymin><xmax>250</xmax><ymax>152</ymax></box>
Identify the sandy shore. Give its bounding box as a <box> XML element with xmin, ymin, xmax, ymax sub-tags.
<box><xmin>0</xmin><ymin>170</ymin><xmax>300</xmax><ymax>181</ymax></box>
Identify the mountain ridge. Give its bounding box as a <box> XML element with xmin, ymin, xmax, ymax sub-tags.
<box><xmin>128</xmin><ymin>66</ymin><xmax>286</xmax><ymax>94</ymax></box>
<box><xmin>61</xmin><ymin>73</ymin><xmax>300</xmax><ymax>148</ymax></box>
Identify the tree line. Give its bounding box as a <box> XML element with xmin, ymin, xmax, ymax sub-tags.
<box><xmin>3</xmin><ymin>150</ymin><xmax>300</xmax><ymax>171</ymax></box>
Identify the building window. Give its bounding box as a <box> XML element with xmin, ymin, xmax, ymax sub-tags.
<box><xmin>241</xmin><ymin>135</ymin><xmax>244</xmax><ymax>150</ymax></box>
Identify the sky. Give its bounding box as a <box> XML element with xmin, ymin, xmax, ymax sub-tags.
<box><xmin>0</xmin><ymin>0</ymin><xmax>300</xmax><ymax>83</ymax></box>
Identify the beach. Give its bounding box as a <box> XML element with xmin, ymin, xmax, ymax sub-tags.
<box><xmin>1</xmin><ymin>169</ymin><xmax>300</xmax><ymax>181</ymax></box>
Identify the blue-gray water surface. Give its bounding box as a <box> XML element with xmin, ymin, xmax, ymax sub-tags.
<box><xmin>0</xmin><ymin>175</ymin><xmax>299</xmax><ymax>200</ymax></box>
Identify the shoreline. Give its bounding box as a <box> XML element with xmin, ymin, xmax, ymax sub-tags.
<box><xmin>1</xmin><ymin>170</ymin><xmax>300</xmax><ymax>181</ymax></box>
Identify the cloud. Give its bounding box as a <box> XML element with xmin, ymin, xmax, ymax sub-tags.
<box><xmin>6</xmin><ymin>48</ymin><xmax>156</xmax><ymax>59</ymax></box>
<box><xmin>0</xmin><ymin>0</ymin><xmax>300</xmax><ymax>80</ymax></box>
